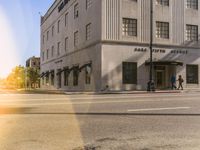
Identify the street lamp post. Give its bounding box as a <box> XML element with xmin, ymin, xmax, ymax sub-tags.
<box><xmin>147</xmin><ymin>0</ymin><xmax>155</xmax><ymax>91</ymax></box>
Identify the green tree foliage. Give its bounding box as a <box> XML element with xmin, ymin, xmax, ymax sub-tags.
<box><xmin>6</xmin><ymin>66</ymin><xmax>25</xmax><ymax>89</ymax></box>
<box><xmin>26</xmin><ymin>67</ymin><xmax>40</xmax><ymax>88</ymax></box>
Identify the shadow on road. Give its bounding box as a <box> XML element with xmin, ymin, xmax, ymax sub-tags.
<box><xmin>1</xmin><ymin>108</ymin><xmax>200</xmax><ymax>116</ymax></box>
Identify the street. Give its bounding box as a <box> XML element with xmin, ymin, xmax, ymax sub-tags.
<box><xmin>0</xmin><ymin>92</ymin><xmax>200</xmax><ymax>150</ymax></box>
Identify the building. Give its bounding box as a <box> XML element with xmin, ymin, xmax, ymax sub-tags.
<box><xmin>26</xmin><ymin>56</ymin><xmax>40</xmax><ymax>69</ymax></box>
<box><xmin>26</xmin><ymin>56</ymin><xmax>40</xmax><ymax>88</ymax></box>
<box><xmin>40</xmin><ymin>0</ymin><xmax>200</xmax><ymax>91</ymax></box>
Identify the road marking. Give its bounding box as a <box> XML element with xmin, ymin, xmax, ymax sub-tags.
<box><xmin>1</xmin><ymin>93</ymin><xmax>200</xmax><ymax>102</ymax></box>
<box><xmin>127</xmin><ymin>107</ymin><xmax>191</xmax><ymax>112</ymax></box>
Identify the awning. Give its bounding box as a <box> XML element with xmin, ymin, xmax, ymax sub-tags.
<box><xmin>79</xmin><ymin>62</ymin><xmax>92</xmax><ymax>72</ymax></box>
<box><xmin>40</xmin><ymin>71</ymin><xmax>50</xmax><ymax>78</ymax></box>
<box><xmin>45</xmin><ymin>71</ymin><xmax>50</xmax><ymax>77</ymax></box>
<box><xmin>56</xmin><ymin>69</ymin><xmax>64</xmax><ymax>75</ymax></box>
<box><xmin>50</xmin><ymin>70</ymin><xmax>55</xmax><ymax>75</ymax></box>
<box><xmin>40</xmin><ymin>72</ymin><xmax>45</xmax><ymax>78</ymax></box>
<box><xmin>145</xmin><ymin>60</ymin><xmax>183</xmax><ymax>66</ymax></box>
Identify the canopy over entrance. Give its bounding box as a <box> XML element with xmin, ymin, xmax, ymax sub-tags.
<box><xmin>145</xmin><ymin>60</ymin><xmax>183</xmax><ymax>66</ymax></box>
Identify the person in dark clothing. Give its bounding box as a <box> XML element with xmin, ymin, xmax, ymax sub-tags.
<box><xmin>170</xmin><ymin>75</ymin><xmax>176</xmax><ymax>90</ymax></box>
<box><xmin>177</xmin><ymin>75</ymin><xmax>184</xmax><ymax>90</ymax></box>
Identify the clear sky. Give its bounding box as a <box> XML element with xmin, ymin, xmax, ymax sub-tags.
<box><xmin>0</xmin><ymin>0</ymin><xmax>54</xmax><ymax>78</ymax></box>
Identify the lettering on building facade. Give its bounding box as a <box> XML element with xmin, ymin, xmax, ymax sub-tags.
<box><xmin>134</xmin><ymin>48</ymin><xmax>188</xmax><ymax>54</ymax></box>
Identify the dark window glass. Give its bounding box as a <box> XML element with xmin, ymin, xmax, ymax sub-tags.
<box><xmin>186</xmin><ymin>24</ymin><xmax>198</xmax><ymax>41</ymax></box>
<box><xmin>51</xmin><ymin>71</ymin><xmax>55</xmax><ymax>86</ymax></box>
<box><xmin>73</xmin><ymin>66</ymin><xmax>79</xmax><ymax>86</ymax></box>
<box><xmin>186</xmin><ymin>0</ymin><xmax>198</xmax><ymax>9</ymax></box>
<box><xmin>123</xmin><ymin>62</ymin><xmax>137</xmax><ymax>84</ymax></box>
<box><xmin>156</xmin><ymin>21</ymin><xmax>169</xmax><ymax>39</ymax></box>
<box><xmin>64</xmin><ymin>68</ymin><xmax>69</xmax><ymax>86</ymax></box>
<box><xmin>156</xmin><ymin>0</ymin><xmax>169</xmax><ymax>6</ymax></box>
<box><xmin>122</xmin><ymin>18</ymin><xmax>137</xmax><ymax>36</ymax></box>
<box><xmin>186</xmin><ymin>65</ymin><xmax>199</xmax><ymax>84</ymax></box>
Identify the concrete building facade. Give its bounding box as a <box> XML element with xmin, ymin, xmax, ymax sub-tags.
<box><xmin>40</xmin><ymin>0</ymin><xmax>200</xmax><ymax>91</ymax></box>
<box><xmin>26</xmin><ymin>56</ymin><xmax>40</xmax><ymax>69</ymax></box>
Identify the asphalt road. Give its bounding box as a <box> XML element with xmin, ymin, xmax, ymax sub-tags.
<box><xmin>0</xmin><ymin>92</ymin><xmax>200</xmax><ymax>150</ymax></box>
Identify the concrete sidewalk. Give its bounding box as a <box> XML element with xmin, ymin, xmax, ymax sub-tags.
<box><xmin>1</xmin><ymin>88</ymin><xmax>199</xmax><ymax>95</ymax></box>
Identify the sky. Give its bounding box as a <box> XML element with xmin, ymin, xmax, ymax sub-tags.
<box><xmin>0</xmin><ymin>0</ymin><xmax>54</xmax><ymax>78</ymax></box>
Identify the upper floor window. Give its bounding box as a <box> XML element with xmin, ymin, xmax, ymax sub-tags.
<box><xmin>42</xmin><ymin>51</ymin><xmax>45</xmax><ymax>61</ymax></box>
<box><xmin>47</xmin><ymin>31</ymin><xmax>49</xmax><ymax>41</ymax></box>
<box><xmin>46</xmin><ymin>49</ymin><xmax>49</xmax><ymax>60</ymax></box>
<box><xmin>65</xmin><ymin>37</ymin><xmax>69</xmax><ymax>51</ymax></box>
<box><xmin>86</xmin><ymin>23</ymin><xmax>92</xmax><ymax>40</ymax></box>
<box><xmin>156</xmin><ymin>21</ymin><xmax>169</xmax><ymax>39</ymax></box>
<box><xmin>86</xmin><ymin>0</ymin><xmax>92</xmax><ymax>9</ymax></box>
<box><xmin>156</xmin><ymin>0</ymin><xmax>169</xmax><ymax>6</ymax></box>
<box><xmin>186</xmin><ymin>24</ymin><xmax>198</xmax><ymax>41</ymax></box>
<box><xmin>52</xmin><ymin>26</ymin><xmax>54</xmax><ymax>37</ymax></box>
<box><xmin>186</xmin><ymin>0</ymin><xmax>198</xmax><ymax>9</ymax></box>
<box><xmin>57</xmin><ymin>20</ymin><xmax>60</xmax><ymax>33</ymax></box>
<box><xmin>57</xmin><ymin>42</ymin><xmax>60</xmax><ymax>56</ymax></box>
<box><xmin>122</xmin><ymin>18</ymin><xmax>137</xmax><ymax>36</ymax></box>
<box><xmin>43</xmin><ymin>35</ymin><xmax>45</xmax><ymax>44</ymax></box>
<box><xmin>74</xmin><ymin>3</ymin><xmax>79</xmax><ymax>19</ymax></box>
<box><xmin>74</xmin><ymin>31</ymin><xmax>79</xmax><ymax>46</ymax></box>
<box><xmin>65</xmin><ymin>13</ymin><xmax>68</xmax><ymax>27</ymax></box>
<box><xmin>51</xmin><ymin>46</ymin><xmax>54</xmax><ymax>57</ymax></box>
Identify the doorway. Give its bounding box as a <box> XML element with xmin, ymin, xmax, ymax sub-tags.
<box><xmin>155</xmin><ymin>66</ymin><xmax>166</xmax><ymax>89</ymax></box>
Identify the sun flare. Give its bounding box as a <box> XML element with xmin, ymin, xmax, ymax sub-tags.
<box><xmin>0</xmin><ymin>7</ymin><xmax>19</xmax><ymax>78</ymax></box>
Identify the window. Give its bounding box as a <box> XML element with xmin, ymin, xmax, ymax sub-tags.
<box><xmin>46</xmin><ymin>73</ymin><xmax>49</xmax><ymax>85</ymax></box>
<box><xmin>85</xmin><ymin>65</ymin><xmax>92</xmax><ymax>84</ymax></box>
<box><xmin>86</xmin><ymin>0</ymin><xmax>92</xmax><ymax>9</ymax></box>
<box><xmin>51</xmin><ymin>46</ymin><xmax>54</xmax><ymax>57</ymax></box>
<box><xmin>64</xmin><ymin>68</ymin><xmax>69</xmax><ymax>86</ymax></box>
<box><xmin>122</xmin><ymin>62</ymin><xmax>137</xmax><ymax>84</ymax></box>
<box><xmin>47</xmin><ymin>31</ymin><xmax>49</xmax><ymax>41</ymax></box>
<box><xmin>43</xmin><ymin>35</ymin><xmax>45</xmax><ymax>44</ymax></box>
<box><xmin>73</xmin><ymin>66</ymin><xmax>79</xmax><ymax>86</ymax></box>
<box><xmin>156</xmin><ymin>21</ymin><xmax>169</xmax><ymax>39</ymax></box>
<box><xmin>65</xmin><ymin>13</ymin><xmax>68</xmax><ymax>27</ymax></box>
<box><xmin>65</xmin><ymin>37</ymin><xmax>68</xmax><ymax>51</ymax></box>
<box><xmin>186</xmin><ymin>25</ymin><xmax>198</xmax><ymax>41</ymax></box>
<box><xmin>57</xmin><ymin>20</ymin><xmax>60</xmax><ymax>33</ymax></box>
<box><xmin>86</xmin><ymin>23</ymin><xmax>92</xmax><ymax>40</ymax></box>
<box><xmin>122</xmin><ymin>18</ymin><xmax>137</xmax><ymax>36</ymax></box>
<box><xmin>186</xmin><ymin>0</ymin><xmax>198</xmax><ymax>9</ymax></box>
<box><xmin>52</xmin><ymin>26</ymin><xmax>54</xmax><ymax>37</ymax></box>
<box><xmin>46</xmin><ymin>49</ymin><xmax>49</xmax><ymax>60</ymax></box>
<box><xmin>186</xmin><ymin>65</ymin><xmax>199</xmax><ymax>84</ymax></box>
<box><xmin>156</xmin><ymin>0</ymin><xmax>169</xmax><ymax>6</ymax></box>
<box><xmin>74</xmin><ymin>3</ymin><xmax>79</xmax><ymax>19</ymax></box>
<box><xmin>74</xmin><ymin>31</ymin><xmax>78</xmax><ymax>46</ymax></box>
<box><xmin>42</xmin><ymin>51</ymin><xmax>45</xmax><ymax>61</ymax></box>
<box><xmin>50</xmin><ymin>70</ymin><xmax>55</xmax><ymax>86</ymax></box>
<box><xmin>57</xmin><ymin>42</ymin><xmax>60</xmax><ymax>56</ymax></box>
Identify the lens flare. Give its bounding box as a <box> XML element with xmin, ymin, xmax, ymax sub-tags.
<box><xmin>0</xmin><ymin>6</ymin><xmax>19</xmax><ymax>78</ymax></box>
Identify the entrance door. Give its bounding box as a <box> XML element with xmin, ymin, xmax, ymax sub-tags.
<box><xmin>156</xmin><ymin>70</ymin><xmax>165</xmax><ymax>89</ymax></box>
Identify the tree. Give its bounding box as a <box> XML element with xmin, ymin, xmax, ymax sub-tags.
<box><xmin>26</xmin><ymin>67</ymin><xmax>40</xmax><ymax>89</ymax></box>
<box><xmin>6</xmin><ymin>66</ymin><xmax>25</xmax><ymax>89</ymax></box>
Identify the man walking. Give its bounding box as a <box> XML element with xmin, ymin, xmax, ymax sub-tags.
<box><xmin>177</xmin><ymin>75</ymin><xmax>184</xmax><ymax>90</ymax></box>
<box><xmin>170</xmin><ymin>74</ymin><xmax>176</xmax><ymax>90</ymax></box>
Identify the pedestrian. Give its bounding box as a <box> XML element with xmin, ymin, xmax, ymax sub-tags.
<box><xmin>170</xmin><ymin>74</ymin><xmax>176</xmax><ymax>90</ymax></box>
<box><xmin>177</xmin><ymin>75</ymin><xmax>184</xmax><ymax>90</ymax></box>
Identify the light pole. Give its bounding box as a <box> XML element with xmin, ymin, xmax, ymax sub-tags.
<box><xmin>147</xmin><ymin>0</ymin><xmax>155</xmax><ymax>91</ymax></box>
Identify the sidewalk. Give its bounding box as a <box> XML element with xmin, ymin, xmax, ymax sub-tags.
<box><xmin>1</xmin><ymin>88</ymin><xmax>199</xmax><ymax>95</ymax></box>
